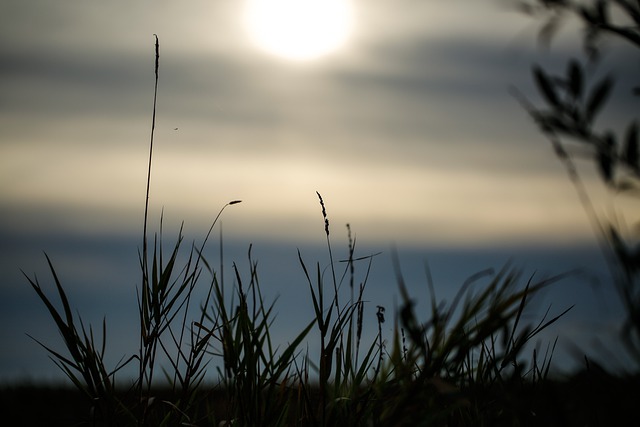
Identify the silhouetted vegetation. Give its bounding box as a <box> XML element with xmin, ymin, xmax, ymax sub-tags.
<box><xmin>508</xmin><ymin>0</ymin><xmax>639</xmax><ymax>367</ymax></box>
<box><xmin>6</xmin><ymin>3</ymin><xmax>640</xmax><ymax>424</ymax></box>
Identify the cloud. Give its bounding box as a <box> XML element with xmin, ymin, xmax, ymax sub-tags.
<box><xmin>1</xmin><ymin>0</ymin><xmax>632</xmax><ymax>246</ymax></box>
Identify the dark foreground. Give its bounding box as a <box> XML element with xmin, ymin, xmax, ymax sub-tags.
<box><xmin>2</xmin><ymin>369</ymin><xmax>639</xmax><ymax>427</ymax></box>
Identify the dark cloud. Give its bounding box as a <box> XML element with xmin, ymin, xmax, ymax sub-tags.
<box><xmin>0</xmin><ymin>49</ymin><xmax>149</xmax><ymax>116</ymax></box>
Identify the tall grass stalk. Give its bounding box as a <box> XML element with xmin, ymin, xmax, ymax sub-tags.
<box><xmin>24</xmin><ymin>36</ymin><xmax>577</xmax><ymax>427</ymax></box>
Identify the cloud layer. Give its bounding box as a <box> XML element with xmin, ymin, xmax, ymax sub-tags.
<box><xmin>1</xmin><ymin>0</ymin><xmax>635</xmax><ymax>245</ymax></box>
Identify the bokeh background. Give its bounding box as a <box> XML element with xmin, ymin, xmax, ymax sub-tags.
<box><xmin>1</xmin><ymin>0</ymin><xmax>637</xmax><ymax>383</ymax></box>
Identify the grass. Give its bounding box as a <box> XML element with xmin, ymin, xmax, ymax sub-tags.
<box><xmin>10</xmin><ymin>36</ymin><xmax>640</xmax><ymax>426</ymax></box>
<box><xmin>16</xmin><ymin>200</ymin><xmax>577</xmax><ymax>427</ymax></box>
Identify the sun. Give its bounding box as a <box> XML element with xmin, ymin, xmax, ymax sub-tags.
<box><xmin>243</xmin><ymin>0</ymin><xmax>354</xmax><ymax>61</ymax></box>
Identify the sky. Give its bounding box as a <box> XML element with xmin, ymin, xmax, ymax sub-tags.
<box><xmin>1</xmin><ymin>0</ymin><xmax>638</xmax><ymax>383</ymax></box>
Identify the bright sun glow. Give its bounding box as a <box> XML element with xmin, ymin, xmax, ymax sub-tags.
<box><xmin>243</xmin><ymin>0</ymin><xmax>354</xmax><ymax>61</ymax></box>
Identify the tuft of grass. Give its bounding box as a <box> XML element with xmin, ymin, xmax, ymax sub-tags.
<box><xmin>341</xmin><ymin>251</ymin><xmax>572</xmax><ymax>427</ymax></box>
<box><xmin>23</xmin><ymin>36</ymin><xmax>590</xmax><ymax>427</ymax></box>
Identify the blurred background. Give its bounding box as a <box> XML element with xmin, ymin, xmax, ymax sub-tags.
<box><xmin>1</xmin><ymin>0</ymin><xmax>637</xmax><ymax>383</ymax></box>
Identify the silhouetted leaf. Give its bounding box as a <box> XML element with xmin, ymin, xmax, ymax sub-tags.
<box><xmin>585</xmin><ymin>76</ymin><xmax>613</xmax><ymax>123</ymax></box>
<box><xmin>597</xmin><ymin>133</ymin><xmax>616</xmax><ymax>183</ymax></box>
<box><xmin>624</xmin><ymin>121</ymin><xmax>639</xmax><ymax>174</ymax></box>
<box><xmin>579</xmin><ymin>6</ymin><xmax>595</xmax><ymax>24</ymax></box>
<box><xmin>608</xmin><ymin>225</ymin><xmax>640</xmax><ymax>273</ymax></box>
<box><xmin>536</xmin><ymin>113</ymin><xmax>569</xmax><ymax>134</ymax></box>
<box><xmin>596</xmin><ymin>0</ymin><xmax>608</xmax><ymax>24</ymax></box>
<box><xmin>608</xmin><ymin>225</ymin><xmax>628</xmax><ymax>265</ymax></box>
<box><xmin>533</xmin><ymin>66</ymin><xmax>560</xmax><ymax>107</ymax></box>
<box><xmin>568</xmin><ymin>60</ymin><xmax>583</xmax><ymax>99</ymax></box>
<box><xmin>618</xmin><ymin>0</ymin><xmax>640</xmax><ymax>26</ymax></box>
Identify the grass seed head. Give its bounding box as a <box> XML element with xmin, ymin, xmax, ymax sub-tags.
<box><xmin>316</xmin><ymin>191</ymin><xmax>329</xmax><ymax>236</ymax></box>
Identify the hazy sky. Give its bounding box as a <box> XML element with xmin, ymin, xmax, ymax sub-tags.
<box><xmin>3</xmin><ymin>0</ymin><xmax>635</xmax><ymax>245</ymax></box>
<box><xmin>1</xmin><ymin>0</ymin><xmax>638</xmax><ymax>382</ymax></box>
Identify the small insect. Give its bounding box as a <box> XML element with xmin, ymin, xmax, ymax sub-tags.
<box><xmin>376</xmin><ymin>305</ymin><xmax>385</xmax><ymax>324</ymax></box>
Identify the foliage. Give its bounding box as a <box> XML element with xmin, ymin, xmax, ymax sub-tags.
<box><xmin>507</xmin><ymin>0</ymin><xmax>640</xmax><ymax>365</ymax></box>
<box><xmin>24</xmin><ymin>197</ymin><xmax>571</xmax><ymax>426</ymax></box>
<box><xmin>21</xmin><ymin>34</ymin><xmax>591</xmax><ymax>426</ymax></box>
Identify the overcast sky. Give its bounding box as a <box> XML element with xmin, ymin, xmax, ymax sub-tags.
<box><xmin>1</xmin><ymin>0</ymin><xmax>638</xmax><ymax>382</ymax></box>
<box><xmin>3</xmin><ymin>0</ymin><xmax>635</xmax><ymax>245</ymax></box>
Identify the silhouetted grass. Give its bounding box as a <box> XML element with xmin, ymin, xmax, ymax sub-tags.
<box><xmin>12</xmin><ymin>35</ymin><xmax>640</xmax><ymax>426</ymax></box>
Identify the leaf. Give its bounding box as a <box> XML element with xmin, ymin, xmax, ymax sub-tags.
<box><xmin>579</xmin><ymin>6</ymin><xmax>595</xmax><ymax>24</ymax></box>
<box><xmin>616</xmin><ymin>0</ymin><xmax>640</xmax><ymax>26</ymax></box>
<box><xmin>533</xmin><ymin>66</ymin><xmax>561</xmax><ymax>108</ymax></box>
<box><xmin>568</xmin><ymin>60</ymin><xmax>583</xmax><ymax>99</ymax></box>
<box><xmin>585</xmin><ymin>75</ymin><xmax>613</xmax><ymax>123</ymax></box>
<box><xmin>536</xmin><ymin>113</ymin><xmax>569</xmax><ymax>134</ymax></box>
<box><xmin>608</xmin><ymin>225</ymin><xmax>629</xmax><ymax>266</ymax></box>
<box><xmin>596</xmin><ymin>0</ymin><xmax>608</xmax><ymax>24</ymax></box>
<box><xmin>597</xmin><ymin>133</ymin><xmax>616</xmax><ymax>183</ymax></box>
<box><xmin>623</xmin><ymin>121</ymin><xmax>639</xmax><ymax>174</ymax></box>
